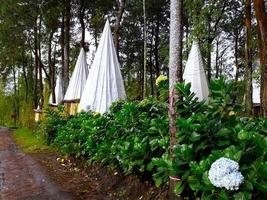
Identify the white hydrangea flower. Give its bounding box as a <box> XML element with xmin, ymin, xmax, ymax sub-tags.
<box><xmin>208</xmin><ymin>157</ymin><xmax>244</xmax><ymax>191</ymax></box>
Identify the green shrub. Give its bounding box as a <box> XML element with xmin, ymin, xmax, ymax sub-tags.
<box><xmin>50</xmin><ymin>98</ymin><xmax>169</xmax><ymax>176</ymax></box>
<box><xmin>148</xmin><ymin>79</ymin><xmax>267</xmax><ymax>199</ymax></box>
<box><xmin>43</xmin><ymin>78</ymin><xmax>266</xmax><ymax>199</ymax></box>
<box><xmin>44</xmin><ymin>105</ymin><xmax>68</xmax><ymax>144</ymax></box>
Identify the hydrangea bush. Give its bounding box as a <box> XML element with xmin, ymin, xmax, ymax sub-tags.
<box><xmin>148</xmin><ymin>79</ymin><xmax>267</xmax><ymax>199</ymax></box>
<box><xmin>43</xmin><ymin>78</ymin><xmax>267</xmax><ymax>199</ymax></box>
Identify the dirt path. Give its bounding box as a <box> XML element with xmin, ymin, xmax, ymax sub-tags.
<box><xmin>0</xmin><ymin>127</ymin><xmax>73</xmax><ymax>200</ymax></box>
<box><xmin>0</xmin><ymin>127</ymin><xmax>167</xmax><ymax>200</ymax></box>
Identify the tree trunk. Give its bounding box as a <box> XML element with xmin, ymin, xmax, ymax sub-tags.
<box><xmin>215</xmin><ymin>39</ymin><xmax>219</xmax><ymax>78</ymax></box>
<box><xmin>207</xmin><ymin>38</ymin><xmax>212</xmax><ymax>82</ymax></box>
<box><xmin>60</xmin><ymin>13</ymin><xmax>65</xmax><ymax>95</ymax></box>
<box><xmin>38</xmin><ymin>15</ymin><xmax>44</xmax><ymax>109</ymax></box>
<box><xmin>114</xmin><ymin>0</ymin><xmax>125</xmax><ymax>58</ymax></box>
<box><xmin>143</xmin><ymin>0</ymin><xmax>147</xmax><ymax>99</ymax></box>
<box><xmin>253</xmin><ymin>0</ymin><xmax>267</xmax><ymax>116</ymax></box>
<box><xmin>79</xmin><ymin>0</ymin><xmax>86</xmax><ymax>48</ymax></box>
<box><xmin>34</xmin><ymin>17</ymin><xmax>39</xmax><ymax>109</ymax></box>
<box><xmin>62</xmin><ymin>1</ymin><xmax>70</xmax><ymax>95</ymax></box>
<box><xmin>154</xmin><ymin>13</ymin><xmax>160</xmax><ymax>78</ymax></box>
<box><xmin>234</xmin><ymin>32</ymin><xmax>239</xmax><ymax>83</ymax></box>
<box><xmin>22</xmin><ymin>53</ymin><xmax>29</xmax><ymax>103</ymax></box>
<box><xmin>12</xmin><ymin>67</ymin><xmax>18</xmax><ymax>127</ymax></box>
<box><xmin>150</xmin><ymin>22</ymin><xmax>155</xmax><ymax>96</ymax></box>
<box><xmin>169</xmin><ymin>0</ymin><xmax>183</xmax><ymax>199</ymax></box>
<box><xmin>48</xmin><ymin>31</ymin><xmax>56</xmax><ymax>104</ymax></box>
<box><xmin>233</xmin><ymin>32</ymin><xmax>240</xmax><ymax>105</ymax></box>
<box><xmin>154</xmin><ymin>14</ymin><xmax>160</xmax><ymax>97</ymax></box>
<box><xmin>257</xmin><ymin>23</ymin><xmax>264</xmax><ymax>116</ymax></box>
<box><xmin>245</xmin><ymin>0</ymin><xmax>253</xmax><ymax>115</ymax></box>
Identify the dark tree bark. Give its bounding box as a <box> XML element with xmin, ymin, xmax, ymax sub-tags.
<box><xmin>22</xmin><ymin>51</ymin><xmax>29</xmax><ymax>103</ymax></box>
<box><xmin>244</xmin><ymin>0</ymin><xmax>253</xmax><ymax>115</ymax></box>
<box><xmin>62</xmin><ymin>0</ymin><xmax>70</xmax><ymax>95</ymax></box>
<box><xmin>78</xmin><ymin>0</ymin><xmax>86</xmax><ymax>48</ymax></box>
<box><xmin>60</xmin><ymin>13</ymin><xmax>65</xmax><ymax>87</ymax></box>
<box><xmin>234</xmin><ymin>31</ymin><xmax>239</xmax><ymax>83</ymax></box>
<box><xmin>34</xmin><ymin>17</ymin><xmax>39</xmax><ymax>109</ymax></box>
<box><xmin>114</xmin><ymin>0</ymin><xmax>125</xmax><ymax>58</ymax></box>
<box><xmin>232</xmin><ymin>30</ymin><xmax>240</xmax><ymax>104</ymax></box>
<box><xmin>143</xmin><ymin>0</ymin><xmax>147</xmax><ymax>99</ymax></box>
<box><xmin>215</xmin><ymin>38</ymin><xmax>219</xmax><ymax>78</ymax></box>
<box><xmin>254</xmin><ymin>0</ymin><xmax>267</xmax><ymax>116</ymax></box>
<box><xmin>257</xmin><ymin>24</ymin><xmax>264</xmax><ymax>116</ymax></box>
<box><xmin>149</xmin><ymin>21</ymin><xmax>155</xmax><ymax>96</ymax></box>
<box><xmin>154</xmin><ymin>13</ymin><xmax>160</xmax><ymax>79</ymax></box>
<box><xmin>38</xmin><ymin>15</ymin><xmax>44</xmax><ymax>109</ymax></box>
<box><xmin>169</xmin><ymin>0</ymin><xmax>183</xmax><ymax>199</ymax></box>
<box><xmin>48</xmin><ymin>31</ymin><xmax>56</xmax><ymax>104</ymax></box>
<box><xmin>12</xmin><ymin>66</ymin><xmax>19</xmax><ymax>126</ymax></box>
<box><xmin>205</xmin><ymin>1</ymin><xmax>227</xmax><ymax>82</ymax></box>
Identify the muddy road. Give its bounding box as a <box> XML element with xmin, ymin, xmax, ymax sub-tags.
<box><xmin>0</xmin><ymin>127</ymin><xmax>167</xmax><ymax>200</ymax></box>
<box><xmin>0</xmin><ymin>127</ymin><xmax>73</xmax><ymax>200</ymax></box>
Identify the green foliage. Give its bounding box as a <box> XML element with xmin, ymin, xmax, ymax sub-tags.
<box><xmin>44</xmin><ymin>106</ymin><xmax>68</xmax><ymax>145</ymax></box>
<box><xmin>45</xmin><ymin>98</ymin><xmax>169</xmax><ymax>176</ymax></box>
<box><xmin>148</xmin><ymin>79</ymin><xmax>267</xmax><ymax>199</ymax></box>
<box><xmin>43</xmin><ymin>78</ymin><xmax>266</xmax><ymax>199</ymax></box>
<box><xmin>13</xmin><ymin>128</ymin><xmax>54</xmax><ymax>153</ymax></box>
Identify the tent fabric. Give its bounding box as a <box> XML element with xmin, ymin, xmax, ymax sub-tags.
<box><xmin>253</xmin><ymin>82</ymin><xmax>260</xmax><ymax>104</ymax></box>
<box><xmin>78</xmin><ymin>20</ymin><xmax>126</xmax><ymax>114</ymax></box>
<box><xmin>183</xmin><ymin>41</ymin><xmax>210</xmax><ymax>101</ymax></box>
<box><xmin>64</xmin><ymin>48</ymin><xmax>89</xmax><ymax>102</ymax></box>
<box><xmin>49</xmin><ymin>75</ymin><xmax>63</xmax><ymax>106</ymax></box>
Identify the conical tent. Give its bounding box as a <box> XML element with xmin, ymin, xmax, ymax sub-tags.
<box><xmin>78</xmin><ymin>20</ymin><xmax>126</xmax><ymax>113</ymax></box>
<box><xmin>253</xmin><ymin>82</ymin><xmax>260</xmax><ymax>104</ymax></box>
<box><xmin>183</xmin><ymin>41</ymin><xmax>209</xmax><ymax>101</ymax></box>
<box><xmin>49</xmin><ymin>75</ymin><xmax>63</xmax><ymax>106</ymax></box>
<box><xmin>64</xmin><ymin>48</ymin><xmax>89</xmax><ymax>102</ymax></box>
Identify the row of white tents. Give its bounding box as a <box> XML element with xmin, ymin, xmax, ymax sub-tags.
<box><xmin>47</xmin><ymin>30</ymin><xmax>210</xmax><ymax>116</ymax></box>
<box><xmin>48</xmin><ymin>20</ymin><xmax>126</xmax><ymax>114</ymax></box>
<box><xmin>44</xmin><ymin>19</ymin><xmax>260</xmax><ymax>116</ymax></box>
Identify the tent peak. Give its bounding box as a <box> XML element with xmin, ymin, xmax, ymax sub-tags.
<box><xmin>78</xmin><ymin>18</ymin><xmax>126</xmax><ymax>114</ymax></box>
<box><xmin>64</xmin><ymin>47</ymin><xmax>89</xmax><ymax>102</ymax></box>
<box><xmin>183</xmin><ymin>42</ymin><xmax>209</xmax><ymax>101</ymax></box>
<box><xmin>192</xmin><ymin>40</ymin><xmax>200</xmax><ymax>46</ymax></box>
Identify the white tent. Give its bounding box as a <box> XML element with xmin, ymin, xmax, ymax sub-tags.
<box><xmin>49</xmin><ymin>75</ymin><xmax>63</xmax><ymax>106</ymax></box>
<box><xmin>78</xmin><ymin>20</ymin><xmax>126</xmax><ymax>113</ymax></box>
<box><xmin>64</xmin><ymin>48</ymin><xmax>89</xmax><ymax>102</ymax></box>
<box><xmin>253</xmin><ymin>82</ymin><xmax>260</xmax><ymax>104</ymax></box>
<box><xmin>183</xmin><ymin>41</ymin><xmax>209</xmax><ymax>101</ymax></box>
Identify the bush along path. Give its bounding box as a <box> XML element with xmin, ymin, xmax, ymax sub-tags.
<box><xmin>0</xmin><ymin>127</ymin><xmax>73</xmax><ymax>200</ymax></box>
<box><xmin>43</xmin><ymin>79</ymin><xmax>267</xmax><ymax>199</ymax></box>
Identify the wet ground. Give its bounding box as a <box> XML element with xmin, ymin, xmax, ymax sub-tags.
<box><xmin>0</xmin><ymin>127</ymin><xmax>167</xmax><ymax>200</ymax></box>
<box><xmin>0</xmin><ymin>127</ymin><xmax>73</xmax><ymax>200</ymax></box>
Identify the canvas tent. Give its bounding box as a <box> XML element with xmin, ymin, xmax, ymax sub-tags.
<box><xmin>78</xmin><ymin>20</ymin><xmax>126</xmax><ymax>114</ymax></box>
<box><xmin>64</xmin><ymin>48</ymin><xmax>89</xmax><ymax>114</ymax></box>
<box><xmin>64</xmin><ymin>48</ymin><xmax>88</xmax><ymax>102</ymax></box>
<box><xmin>183</xmin><ymin>41</ymin><xmax>209</xmax><ymax>101</ymax></box>
<box><xmin>49</xmin><ymin>75</ymin><xmax>63</xmax><ymax>106</ymax></box>
<box><xmin>253</xmin><ymin>82</ymin><xmax>260</xmax><ymax>104</ymax></box>
<box><xmin>253</xmin><ymin>82</ymin><xmax>261</xmax><ymax>116</ymax></box>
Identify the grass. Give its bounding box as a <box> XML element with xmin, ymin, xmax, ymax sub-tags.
<box><xmin>12</xmin><ymin>128</ymin><xmax>55</xmax><ymax>153</ymax></box>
